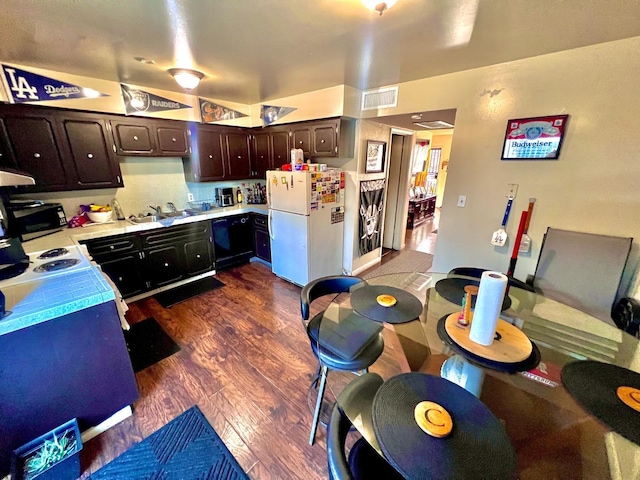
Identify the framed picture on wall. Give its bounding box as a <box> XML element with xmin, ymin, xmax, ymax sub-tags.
<box><xmin>501</xmin><ymin>114</ymin><xmax>569</xmax><ymax>160</ymax></box>
<box><xmin>365</xmin><ymin>140</ymin><xmax>386</xmax><ymax>173</ymax></box>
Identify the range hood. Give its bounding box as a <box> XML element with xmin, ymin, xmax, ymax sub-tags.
<box><xmin>0</xmin><ymin>169</ymin><xmax>35</xmax><ymax>186</ymax></box>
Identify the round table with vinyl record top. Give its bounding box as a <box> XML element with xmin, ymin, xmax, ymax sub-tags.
<box><xmin>322</xmin><ymin>272</ymin><xmax>640</xmax><ymax>480</ymax></box>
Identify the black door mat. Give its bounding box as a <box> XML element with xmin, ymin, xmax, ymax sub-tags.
<box><xmin>124</xmin><ymin>317</ymin><xmax>181</xmax><ymax>372</ymax></box>
<box><xmin>154</xmin><ymin>277</ymin><xmax>225</xmax><ymax>308</ymax></box>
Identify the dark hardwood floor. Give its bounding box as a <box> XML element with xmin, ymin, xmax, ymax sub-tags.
<box><xmin>79</xmin><ymin>262</ymin><xmax>404</xmax><ymax>479</ymax></box>
<box><xmin>79</xmin><ymin>209</ymin><xmax>439</xmax><ymax>478</ymax></box>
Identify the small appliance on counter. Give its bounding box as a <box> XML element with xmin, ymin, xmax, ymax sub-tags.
<box><xmin>215</xmin><ymin>187</ymin><xmax>235</xmax><ymax>207</ymax></box>
<box><xmin>3</xmin><ymin>200</ymin><xmax>67</xmax><ymax>241</ymax></box>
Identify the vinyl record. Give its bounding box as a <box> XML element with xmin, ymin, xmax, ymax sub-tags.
<box><xmin>561</xmin><ymin>361</ymin><xmax>640</xmax><ymax>446</ymax></box>
<box><xmin>350</xmin><ymin>285</ymin><xmax>423</xmax><ymax>324</ymax></box>
<box><xmin>372</xmin><ymin>373</ymin><xmax>515</xmax><ymax>480</ymax></box>
<box><xmin>435</xmin><ymin>277</ymin><xmax>511</xmax><ymax>311</ymax></box>
<box><xmin>437</xmin><ymin>315</ymin><xmax>541</xmax><ymax>373</ymax></box>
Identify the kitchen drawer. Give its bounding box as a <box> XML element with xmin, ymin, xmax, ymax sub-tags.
<box><xmin>83</xmin><ymin>234</ymin><xmax>140</xmax><ymax>257</ymax></box>
<box><xmin>140</xmin><ymin>222</ymin><xmax>211</xmax><ymax>248</ymax></box>
<box><xmin>253</xmin><ymin>214</ymin><xmax>268</xmax><ymax>230</ymax></box>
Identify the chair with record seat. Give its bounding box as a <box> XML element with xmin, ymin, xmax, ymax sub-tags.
<box><xmin>326</xmin><ymin>373</ymin><xmax>404</xmax><ymax>480</ymax></box>
<box><xmin>301</xmin><ymin>275</ymin><xmax>384</xmax><ymax>445</ymax></box>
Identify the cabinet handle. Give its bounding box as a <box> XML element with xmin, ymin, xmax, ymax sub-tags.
<box><xmin>34</xmin><ymin>153</ymin><xmax>41</xmax><ymax>158</ymax></box>
<box><xmin>299</xmin><ymin>141</ymin><xmax>303</xmax><ymax>145</ymax></box>
<box><xmin>110</xmin><ymin>245</ymin><xmax>115</xmax><ymax>250</ymax></box>
<box><xmin>209</xmin><ymin>154</ymin><xmax>213</xmax><ymax>159</ymax></box>
<box><xmin>118</xmin><ymin>276</ymin><xmax>123</xmax><ymax>281</ymax></box>
<box><xmin>321</xmin><ymin>139</ymin><xmax>325</xmax><ymax>143</ymax></box>
<box><xmin>260</xmin><ymin>155</ymin><xmax>264</xmax><ymax>159</ymax></box>
<box><xmin>237</xmin><ymin>155</ymin><xmax>242</xmax><ymax>159</ymax></box>
<box><xmin>117</xmin><ymin>175</ymin><xmax>121</xmax><ymax>184</ymax></box>
<box><xmin>164</xmin><ymin>262</ymin><xmax>169</xmax><ymax>267</ymax></box>
<box><xmin>172</xmin><ymin>137</ymin><xmax>177</xmax><ymax>142</ymax></box>
<box><xmin>112</xmin><ymin>144</ymin><xmax>117</xmax><ymax>153</ymax></box>
<box><xmin>196</xmin><ymin>254</ymin><xmax>201</xmax><ymax>258</ymax></box>
<box><xmin>87</xmin><ymin>153</ymin><xmax>94</xmax><ymax>159</ymax></box>
<box><xmin>133</xmin><ymin>135</ymin><xmax>139</xmax><ymax>141</ymax></box>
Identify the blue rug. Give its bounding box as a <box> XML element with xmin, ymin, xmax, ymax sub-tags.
<box><xmin>90</xmin><ymin>406</ymin><xmax>249</xmax><ymax>480</ymax></box>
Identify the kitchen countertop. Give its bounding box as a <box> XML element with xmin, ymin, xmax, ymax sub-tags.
<box><xmin>0</xmin><ymin>204</ymin><xmax>268</xmax><ymax>336</ymax></box>
<box><xmin>22</xmin><ymin>203</ymin><xmax>269</xmax><ymax>254</ymax></box>
<box><xmin>0</xmin><ymin>267</ymin><xmax>115</xmax><ymax>336</ymax></box>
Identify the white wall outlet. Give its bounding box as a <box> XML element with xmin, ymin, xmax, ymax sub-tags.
<box><xmin>457</xmin><ymin>195</ymin><xmax>467</xmax><ymax>207</ymax></box>
<box><xmin>187</xmin><ymin>193</ymin><xmax>194</xmax><ymax>202</ymax></box>
<box><xmin>507</xmin><ymin>184</ymin><xmax>518</xmax><ymax>198</ymax></box>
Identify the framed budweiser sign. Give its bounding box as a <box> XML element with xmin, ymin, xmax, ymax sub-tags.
<box><xmin>501</xmin><ymin>114</ymin><xmax>569</xmax><ymax>160</ymax></box>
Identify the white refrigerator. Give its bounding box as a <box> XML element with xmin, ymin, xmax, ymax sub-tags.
<box><xmin>267</xmin><ymin>169</ymin><xmax>345</xmax><ymax>286</ymax></box>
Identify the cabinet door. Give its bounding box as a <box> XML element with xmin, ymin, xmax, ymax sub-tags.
<box><xmin>252</xmin><ymin>131</ymin><xmax>271</xmax><ymax>178</ymax></box>
<box><xmin>61</xmin><ymin>117</ymin><xmax>123</xmax><ymax>188</ymax></box>
<box><xmin>226</xmin><ymin>131</ymin><xmax>251</xmax><ymax>179</ymax></box>
<box><xmin>291</xmin><ymin>126</ymin><xmax>311</xmax><ymax>157</ymax></box>
<box><xmin>254</xmin><ymin>228</ymin><xmax>271</xmax><ymax>263</ymax></box>
<box><xmin>111</xmin><ymin>120</ymin><xmax>155</xmax><ymax>155</ymax></box>
<box><xmin>145</xmin><ymin>245</ymin><xmax>183</xmax><ymax>287</ymax></box>
<box><xmin>193</xmin><ymin>127</ymin><xmax>225</xmax><ymax>180</ymax></box>
<box><xmin>312</xmin><ymin>122</ymin><xmax>337</xmax><ymax>156</ymax></box>
<box><xmin>184</xmin><ymin>238</ymin><xmax>213</xmax><ymax>276</ymax></box>
<box><xmin>3</xmin><ymin>115</ymin><xmax>68</xmax><ymax>188</ymax></box>
<box><xmin>271</xmin><ymin>129</ymin><xmax>290</xmax><ymax>167</ymax></box>
<box><xmin>0</xmin><ymin>118</ymin><xmax>17</xmax><ymax>170</ymax></box>
<box><xmin>157</xmin><ymin>125</ymin><xmax>189</xmax><ymax>155</ymax></box>
<box><xmin>97</xmin><ymin>254</ymin><xmax>145</xmax><ymax>298</ymax></box>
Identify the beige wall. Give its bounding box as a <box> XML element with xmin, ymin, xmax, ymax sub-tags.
<box><xmin>363</xmin><ymin>36</ymin><xmax>640</xmax><ymax>293</ymax></box>
<box><xmin>430</xmin><ymin>132</ymin><xmax>453</xmax><ymax>208</ymax></box>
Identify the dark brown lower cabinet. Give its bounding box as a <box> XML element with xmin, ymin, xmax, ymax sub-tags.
<box><xmin>83</xmin><ymin>221</ymin><xmax>214</xmax><ymax>298</ymax></box>
<box><xmin>252</xmin><ymin>213</ymin><xmax>271</xmax><ymax>263</ymax></box>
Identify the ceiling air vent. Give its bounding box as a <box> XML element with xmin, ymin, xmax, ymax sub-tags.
<box><xmin>361</xmin><ymin>86</ymin><xmax>398</xmax><ymax>111</ymax></box>
<box><xmin>413</xmin><ymin>120</ymin><xmax>454</xmax><ymax>129</ymax></box>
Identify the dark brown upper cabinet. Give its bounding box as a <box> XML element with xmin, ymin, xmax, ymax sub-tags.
<box><xmin>1</xmin><ymin>109</ymin><xmax>69</xmax><ymax>189</ymax></box>
<box><xmin>271</xmin><ymin>128</ymin><xmax>291</xmax><ymax>166</ymax></box>
<box><xmin>313</xmin><ymin>120</ymin><xmax>338</xmax><ymax>156</ymax></box>
<box><xmin>183</xmin><ymin>124</ymin><xmax>226</xmax><ymax>182</ymax></box>
<box><xmin>252</xmin><ymin>130</ymin><xmax>271</xmax><ymax>178</ymax></box>
<box><xmin>225</xmin><ymin>130</ymin><xmax>252</xmax><ymax>179</ymax></box>
<box><xmin>58</xmin><ymin>113</ymin><xmax>123</xmax><ymax>188</ymax></box>
<box><xmin>291</xmin><ymin>125</ymin><xmax>312</xmax><ymax>158</ymax></box>
<box><xmin>157</xmin><ymin>124</ymin><xmax>189</xmax><ymax>156</ymax></box>
<box><xmin>110</xmin><ymin>118</ymin><xmax>155</xmax><ymax>155</ymax></box>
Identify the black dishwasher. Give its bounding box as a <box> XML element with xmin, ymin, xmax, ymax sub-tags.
<box><xmin>211</xmin><ymin>215</ymin><xmax>253</xmax><ymax>270</ymax></box>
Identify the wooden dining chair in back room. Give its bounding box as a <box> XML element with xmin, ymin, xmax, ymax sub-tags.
<box><xmin>300</xmin><ymin>275</ymin><xmax>384</xmax><ymax>445</ymax></box>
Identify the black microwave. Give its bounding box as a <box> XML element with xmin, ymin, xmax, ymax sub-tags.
<box><xmin>5</xmin><ymin>201</ymin><xmax>68</xmax><ymax>241</ymax></box>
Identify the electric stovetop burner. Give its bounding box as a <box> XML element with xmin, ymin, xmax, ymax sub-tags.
<box><xmin>33</xmin><ymin>258</ymin><xmax>80</xmax><ymax>273</ymax></box>
<box><xmin>37</xmin><ymin>248</ymin><xmax>69</xmax><ymax>260</ymax></box>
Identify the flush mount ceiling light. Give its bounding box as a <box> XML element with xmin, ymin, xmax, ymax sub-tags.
<box><xmin>411</xmin><ymin>113</ymin><xmax>423</xmax><ymax>120</ymax></box>
<box><xmin>168</xmin><ymin>68</ymin><xmax>204</xmax><ymax>90</ymax></box>
<box><xmin>362</xmin><ymin>0</ymin><xmax>398</xmax><ymax>15</ymax></box>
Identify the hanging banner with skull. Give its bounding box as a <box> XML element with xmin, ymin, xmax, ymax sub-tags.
<box><xmin>359</xmin><ymin>179</ymin><xmax>386</xmax><ymax>256</ymax></box>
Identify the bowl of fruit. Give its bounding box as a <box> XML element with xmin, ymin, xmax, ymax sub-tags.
<box><xmin>87</xmin><ymin>205</ymin><xmax>113</xmax><ymax>223</ymax></box>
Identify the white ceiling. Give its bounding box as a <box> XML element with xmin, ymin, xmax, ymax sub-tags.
<box><xmin>1</xmin><ymin>0</ymin><xmax>639</xmax><ymax>108</ymax></box>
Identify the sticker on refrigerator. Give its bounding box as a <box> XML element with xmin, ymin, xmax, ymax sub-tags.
<box><xmin>331</xmin><ymin>206</ymin><xmax>344</xmax><ymax>224</ymax></box>
<box><xmin>311</xmin><ymin>202</ymin><xmax>318</xmax><ymax>211</ymax></box>
<box><xmin>322</xmin><ymin>193</ymin><xmax>336</xmax><ymax>204</ymax></box>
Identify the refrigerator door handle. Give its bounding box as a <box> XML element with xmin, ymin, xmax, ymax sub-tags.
<box><xmin>267</xmin><ymin>174</ymin><xmax>272</xmax><ymax>206</ymax></box>
<box><xmin>268</xmin><ymin>209</ymin><xmax>274</xmax><ymax>239</ymax></box>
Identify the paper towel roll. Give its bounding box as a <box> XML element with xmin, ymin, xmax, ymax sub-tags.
<box><xmin>469</xmin><ymin>271</ymin><xmax>508</xmax><ymax>346</ymax></box>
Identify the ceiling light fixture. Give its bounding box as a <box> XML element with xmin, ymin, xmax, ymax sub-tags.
<box><xmin>362</xmin><ymin>0</ymin><xmax>398</xmax><ymax>15</ymax></box>
<box><xmin>168</xmin><ymin>68</ymin><xmax>204</xmax><ymax>90</ymax></box>
<box><xmin>413</xmin><ymin>120</ymin><xmax>454</xmax><ymax>129</ymax></box>
<box><xmin>411</xmin><ymin>113</ymin><xmax>423</xmax><ymax>120</ymax></box>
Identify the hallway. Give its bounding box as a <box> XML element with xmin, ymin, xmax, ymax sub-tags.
<box><xmin>382</xmin><ymin>208</ymin><xmax>439</xmax><ymax>265</ymax></box>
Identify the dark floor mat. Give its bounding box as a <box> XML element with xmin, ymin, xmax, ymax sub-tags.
<box><xmin>124</xmin><ymin>317</ymin><xmax>181</xmax><ymax>372</ymax></box>
<box><xmin>154</xmin><ymin>277</ymin><xmax>225</xmax><ymax>308</ymax></box>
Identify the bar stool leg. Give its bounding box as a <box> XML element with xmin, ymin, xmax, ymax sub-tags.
<box><xmin>309</xmin><ymin>365</ymin><xmax>329</xmax><ymax>445</ymax></box>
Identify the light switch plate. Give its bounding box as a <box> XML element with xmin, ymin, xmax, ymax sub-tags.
<box><xmin>457</xmin><ymin>195</ymin><xmax>466</xmax><ymax>207</ymax></box>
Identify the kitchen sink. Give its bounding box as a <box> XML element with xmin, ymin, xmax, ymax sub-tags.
<box><xmin>163</xmin><ymin>211</ymin><xmax>189</xmax><ymax>218</ymax></box>
<box><xmin>127</xmin><ymin>215</ymin><xmax>165</xmax><ymax>224</ymax></box>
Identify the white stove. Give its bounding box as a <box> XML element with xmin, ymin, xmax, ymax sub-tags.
<box><xmin>0</xmin><ymin>245</ymin><xmax>93</xmax><ymax>287</ymax></box>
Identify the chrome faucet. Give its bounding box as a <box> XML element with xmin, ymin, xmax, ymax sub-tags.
<box><xmin>149</xmin><ymin>205</ymin><xmax>161</xmax><ymax>215</ymax></box>
<box><xmin>167</xmin><ymin>202</ymin><xmax>177</xmax><ymax>213</ymax></box>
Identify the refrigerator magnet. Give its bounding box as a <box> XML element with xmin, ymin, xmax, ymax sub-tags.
<box><xmin>311</xmin><ymin>202</ymin><xmax>318</xmax><ymax>211</ymax></box>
